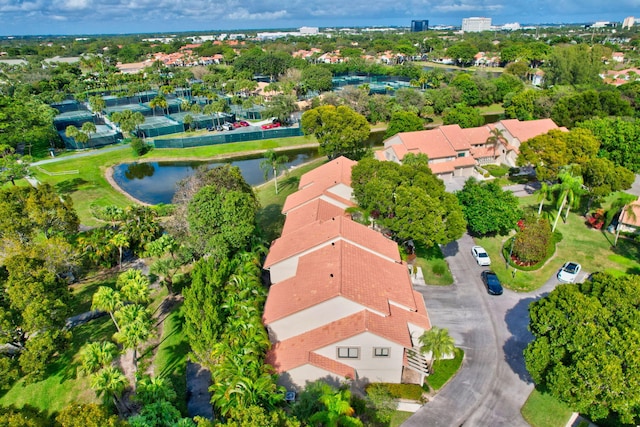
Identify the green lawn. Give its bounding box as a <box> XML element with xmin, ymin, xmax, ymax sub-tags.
<box><xmin>153</xmin><ymin>303</ymin><xmax>190</xmax><ymax>415</ymax></box>
<box><xmin>0</xmin><ymin>318</ymin><xmax>114</xmax><ymax>415</ymax></box>
<box><xmin>390</xmin><ymin>411</ymin><xmax>414</xmax><ymax>426</ymax></box>
<box><xmin>255</xmin><ymin>158</ymin><xmax>328</xmax><ymax>242</ymax></box>
<box><xmin>475</xmin><ymin>198</ymin><xmax>640</xmax><ymax>292</ymax></box>
<box><xmin>413</xmin><ymin>244</ymin><xmax>453</xmax><ymax>286</ymax></box>
<box><xmin>425</xmin><ymin>348</ymin><xmax>464</xmax><ymax>391</ymax></box>
<box><xmin>33</xmin><ymin>136</ymin><xmax>320</xmax><ymax>226</ymax></box>
<box><xmin>521</xmin><ymin>389</ymin><xmax>574</xmax><ymax>427</ymax></box>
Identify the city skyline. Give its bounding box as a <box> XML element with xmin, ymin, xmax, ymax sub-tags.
<box><xmin>0</xmin><ymin>0</ymin><xmax>637</xmax><ymax>36</ymax></box>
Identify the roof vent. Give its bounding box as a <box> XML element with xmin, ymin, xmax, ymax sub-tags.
<box><xmin>330</xmin><ymin>273</ymin><xmax>334</xmax><ymax>278</ymax></box>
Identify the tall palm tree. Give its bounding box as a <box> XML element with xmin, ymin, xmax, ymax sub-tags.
<box><xmin>486</xmin><ymin>127</ymin><xmax>505</xmax><ymax>159</ymax></box>
<box><xmin>534</xmin><ymin>181</ymin><xmax>552</xmax><ymax>216</ymax></box>
<box><xmin>551</xmin><ymin>169</ymin><xmax>584</xmax><ymax>232</ymax></box>
<box><xmin>81</xmin><ymin>121</ymin><xmax>96</xmax><ymax>148</ymax></box>
<box><xmin>113</xmin><ymin>306</ymin><xmax>152</xmax><ymax>374</ymax></box>
<box><xmin>419</xmin><ymin>326</ymin><xmax>455</xmax><ymax>373</ymax></box>
<box><xmin>92</xmin><ymin>286</ymin><xmax>123</xmax><ymax>331</ymax></box>
<box><xmin>259</xmin><ymin>149</ymin><xmax>289</xmax><ymax>194</ymax></box>
<box><xmin>81</xmin><ymin>341</ymin><xmax>118</xmax><ymax>375</ymax></box>
<box><xmin>90</xmin><ymin>366</ymin><xmax>128</xmax><ymax>409</ymax></box>
<box><xmin>109</xmin><ymin>232</ymin><xmax>129</xmax><ymax>270</ymax></box>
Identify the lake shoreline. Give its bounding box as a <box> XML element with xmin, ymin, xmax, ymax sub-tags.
<box><xmin>105</xmin><ymin>143</ymin><xmax>322</xmax><ymax>206</ymax></box>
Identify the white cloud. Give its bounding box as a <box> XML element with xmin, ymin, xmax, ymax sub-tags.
<box><xmin>227</xmin><ymin>8</ymin><xmax>289</xmax><ymax>20</ymax></box>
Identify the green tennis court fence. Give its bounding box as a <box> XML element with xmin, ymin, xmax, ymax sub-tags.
<box><xmin>152</xmin><ymin>127</ymin><xmax>303</xmax><ymax>148</ymax></box>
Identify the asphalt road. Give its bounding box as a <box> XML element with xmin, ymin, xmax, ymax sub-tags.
<box><xmin>403</xmin><ymin>234</ymin><xmax>589</xmax><ymax>427</ymax></box>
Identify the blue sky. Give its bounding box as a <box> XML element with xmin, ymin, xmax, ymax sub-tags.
<box><xmin>0</xmin><ymin>0</ymin><xmax>638</xmax><ymax>36</ymax></box>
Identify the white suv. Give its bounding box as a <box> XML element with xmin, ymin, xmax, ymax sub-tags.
<box><xmin>471</xmin><ymin>246</ymin><xmax>491</xmax><ymax>266</ymax></box>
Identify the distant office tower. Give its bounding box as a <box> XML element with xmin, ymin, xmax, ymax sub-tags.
<box><xmin>462</xmin><ymin>17</ymin><xmax>492</xmax><ymax>32</ymax></box>
<box><xmin>623</xmin><ymin>16</ymin><xmax>635</xmax><ymax>29</ymax></box>
<box><xmin>411</xmin><ymin>20</ymin><xmax>429</xmax><ymax>32</ymax></box>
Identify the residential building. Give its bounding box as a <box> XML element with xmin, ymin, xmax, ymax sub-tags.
<box><xmin>462</xmin><ymin>17</ymin><xmax>492</xmax><ymax>33</ymax></box>
<box><xmin>411</xmin><ymin>20</ymin><xmax>429</xmax><ymax>32</ymax></box>
<box><xmin>375</xmin><ymin>119</ymin><xmax>562</xmax><ymax>180</ymax></box>
<box><xmin>618</xmin><ymin>197</ymin><xmax>640</xmax><ymax>233</ymax></box>
<box><xmin>263</xmin><ymin>157</ymin><xmax>431</xmax><ymax>390</ymax></box>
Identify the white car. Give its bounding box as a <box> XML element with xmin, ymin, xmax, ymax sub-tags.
<box><xmin>471</xmin><ymin>246</ymin><xmax>491</xmax><ymax>266</ymax></box>
<box><xmin>557</xmin><ymin>262</ymin><xmax>581</xmax><ymax>283</ymax></box>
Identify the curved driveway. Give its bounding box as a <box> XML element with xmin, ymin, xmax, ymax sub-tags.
<box><xmin>404</xmin><ymin>233</ymin><xmax>574</xmax><ymax>427</ymax></box>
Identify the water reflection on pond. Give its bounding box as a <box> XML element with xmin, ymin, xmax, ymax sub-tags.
<box><xmin>112</xmin><ymin>148</ymin><xmax>320</xmax><ymax>205</ymax></box>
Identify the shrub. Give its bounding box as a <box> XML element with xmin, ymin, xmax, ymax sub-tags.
<box><xmin>484</xmin><ymin>164</ymin><xmax>510</xmax><ymax>177</ymax></box>
<box><xmin>512</xmin><ymin>215</ymin><xmax>553</xmax><ymax>264</ymax></box>
<box><xmin>130</xmin><ymin>137</ymin><xmax>149</xmax><ymax>156</ymax></box>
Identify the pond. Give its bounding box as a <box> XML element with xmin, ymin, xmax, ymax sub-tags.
<box><xmin>112</xmin><ymin>147</ymin><xmax>321</xmax><ymax>205</ymax></box>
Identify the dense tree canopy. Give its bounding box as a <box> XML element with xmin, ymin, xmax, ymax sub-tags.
<box><xmin>517</xmin><ymin>128</ymin><xmax>600</xmax><ymax>181</ymax></box>
<box><xmin>301</xmin><ymin>105</ymin><xmax>370</xmax><ymax>160</ymax></box>
<box><xmin>525</xmin><ymin>273</ymin><xmax>640</xmax><ymax>424</ymax></box>
<box><xmin>442</xmin><ymin>103</ymin><xmax>484</xmax><ymax>128</ymax></box>
<box><xmin>351</xmin><ymin>155</ymin><xmax>466</xmax><ymax>247</ymax></box>
<box><xmin>384</xmin><ymin>111</ymin><xmax>424</xmax><ymax>138</ymax></box>
<box><xmin>456</xmin><ymin>179</ymin><xmax>522</xmax><ymax>236</ymax></box>
<box><xmin>577</xmin><ymin>117</ymin><xmax>640</xmax><ymax>173</ymax></box>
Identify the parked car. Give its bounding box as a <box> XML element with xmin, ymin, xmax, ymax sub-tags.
<box><xmin>222</xmin><ymin>123</ymin><xmax>234</xmax><ymax>131</ymax></box>
<box><xmin>471</xmin><ymin>246</ymin><xmax>491</xmax><ymax>266</ymax></box>
<box><xmin>481</xmin><ymin>270</ymin><xmax>503</xmax><ymax>295</ymax></box>
<box><xmin>215</xmin><ymin>125</ymin><xmax>223</xmax><ymax>131</ymax></box>
<box><xmin>232</xmin><ymin>121</ymin><xmax>242</xmax><ymax>128</ymax></box>
<box><xmin>557</xmin><ymin>262</ymin><xmax>581</xmax><ymax>283</ymax></box>
<box><xmin>239</xmin><ymin>121</ymin><xmax>250</xmax><ymax>127</ymax></box>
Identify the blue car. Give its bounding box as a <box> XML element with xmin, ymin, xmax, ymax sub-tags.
<box><xmin>481</xmin><ymin>270</ymin><xmax>503</xmax><ymax>295</ymax></box>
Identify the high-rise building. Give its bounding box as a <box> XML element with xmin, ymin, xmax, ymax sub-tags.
<box><xmin>462</xmin><ymin>17</ymin><xmax>492</xmax><ymax>32</ymax></box>
<box><xmin>411</xmin><ymin>20</ymin><xmax>429</xmax><ymax>32</ymax></box>
<box><xmin>623</xmin><ymin>16</ymin><xmax>635</xmax><ymax>29</ymax></box>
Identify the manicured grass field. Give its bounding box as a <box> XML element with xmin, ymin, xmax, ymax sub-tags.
<box><xmin>521</xmin><ymin>389</ymin><xmax>574</xmax><ymax>427</ymax></box>
<box><xmin>390</xmin><ymin>411</ymin><xmax>414</xmax><ymax>426</ymax></box>
<box><xmin>413</xmin><ymin>244</ymin><xmax>453</xmax><ymax>286</ymax></box>
<box><xmin>475</xmin><ymin>195</ymin><xmax>640</xmax><ymax>292</ymax></box>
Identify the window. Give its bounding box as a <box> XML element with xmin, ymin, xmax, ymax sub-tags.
<box><xmin>337</xmin><ymin>347</ymin><xmax>359</xmax><ymax>359</ymax></box>
<box><xmin>457</xmin><ymin>152</ymin><xmax>466</xmax><ymax>157</ymax></box>
<box><xmin>373</xmin><ymin>347</ymin><xmax>390</xmax><ymax>357</ymax></box>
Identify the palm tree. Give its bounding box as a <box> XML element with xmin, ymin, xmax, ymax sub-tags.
<box><xmin>309</xmin><ymin>387</ymin><xmax>363</xmax><ymax>427</ymax></box>
<box><xmin>419</xmin><ymin>326</ymin><xmax>455</xmax><ymax>373</ymax></box>
<box><xmin>109</xmin><ymin>232</ymin><xmax>129</xmax><ymax>270</ymax></box>
<box><xmin>81</xmin><ymin>121</ymin><xmax>96</xmax><ymax>148</ymax></box>
<box><xmin>135</xmin><ymin>376</ymin><xmax>177</xmax><ymax>405</ymax></box>
<box><xmin>113</xmin><ymin>305</ymin><xmax>152</xmax><ymax>374</ymax></box>
<box><xmin>259</xmin><ymin>149</ymin><xmax>289</xmax><ymax>194</ymax></box>
<box><xmin>486</xmin><ymin>127</ymin><xmax>506</xmax><ymax>159</ymax></box>
<box><xmin>534</xmin><ymin>181</ymin><xmax>552</xmax><ymax>216</ymax></box>
<box><xmin>551</xmin><ymin>169</ymin><xmax>584</xmax><ymax>232</ymax></box>
<box><xmin>90</xmin><ymin>366</ymin><xmax>128</xmax><ymax>409</ymax></box>
<box><xmin>92</xmin><ymin>286</ymin><xmax>123</xmax><ymax>331</ymax></box>
<box><xmin>116</xmin><ymin>269</ymin><xmax>150</xmax><ymax>304</ymax></box>
<box><xmin>81</xmin><ymin>341</ymin><xmax>118</xmax><ymax>375</ymax></box>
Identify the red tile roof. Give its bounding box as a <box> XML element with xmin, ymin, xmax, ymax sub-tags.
<box><xmin>499</xmin><ymin>118</ymin><xmax>560</xmax><ymax>143</ymax></box>
<box><xmin>440</xmin><ymin>125</ymin><xmax>471</xmax><ymax>151</ymax></box>
<box><xmin>266</xmin><ymin>306</ymin><xmax>429</xmax><ymax>374</ymax></box>
<box><xmin>281</xmin><ymin>199</ymin><xmax>348</xmax><ymax>235</ymax></box>
<box><xmin>620</xmin><ymin>197</ymin><xmax>640</xmax><ymax>228</ymax></box>
<box><xmin>282</xmin><ymin>186</ymin><xmax>354</xmax><ymax>214</ymax></box>
<box><xmin>282</xmin><ymin>156</ymin><xmax>356</xmax><ymax>213</ymax></box>
<box><xmin>461</xmin><ymin>125</ymin><xmax>492</xmax><ymax>146</ymax></box>
<box><xmin>264</xmin><ymin>215</ymin><xmax>400</xmax><ymax>269</ymax></box>
<box><xmin>396</xmin><ymin>129</ymin><xmax>457</xmax><ymax>160</ymax></box>
<box><xmin>299</xmin><ymin>156</ymin><xmax>356</xmax><ymax>189</ymax></box>
<box><xmin>263</xmin><ymin>240</ymin><xmax>419</xmax><ymax>323</ymax></box>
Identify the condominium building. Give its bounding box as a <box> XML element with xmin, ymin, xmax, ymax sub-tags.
<box><xmin>462</xmin><ymin>17</ymin><xmax>492</xmax><ymax>32</ymax></box>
